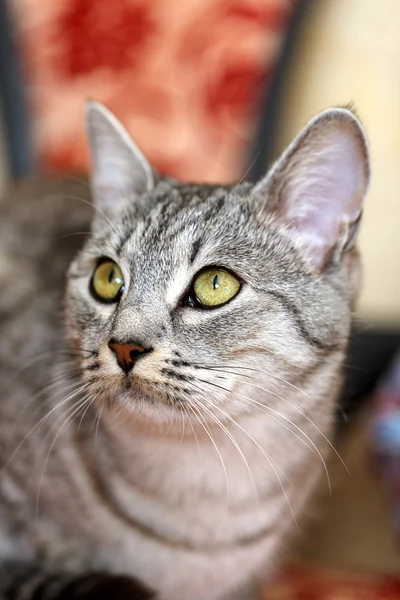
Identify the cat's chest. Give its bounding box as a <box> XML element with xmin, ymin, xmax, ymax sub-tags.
<box><xmin>42</xmin><ymin>438</ymin><xmax>318</xmax><ymax>600</ymax></box>
<box><xmin>50</xmin><ymin>418</ymin><xmax>317</xmax><ymax>549</ymax></box>
<box><xmin>0</xmin><ymin>411</ymin><xmax>322</xmax><ymax>600</ymax></box>
<box><xmin>32</xmin><ymin>445</ymin><xmax>288</xmax><ymax>600</ymax></box>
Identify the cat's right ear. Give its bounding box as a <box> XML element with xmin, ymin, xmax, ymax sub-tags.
<box><xmin>254</xmin><ymin>107</ymin><xmax>370</xmax><ymax>271</ymax></box>
<box><xmin>85</xmin><ymin>101</ymin><xmax>154</xmax><ymax>230</ymax></box>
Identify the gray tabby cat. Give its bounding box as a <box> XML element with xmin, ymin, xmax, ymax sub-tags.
<box><xmin>0</xmin><ymin>102</ymin><xmax>369</xmax><ymax>600</ymax></box>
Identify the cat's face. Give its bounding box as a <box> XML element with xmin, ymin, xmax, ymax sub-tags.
<box><xmin>66</xmin><ymin>103</ymin><xmax>369</xmax><ymax>426</ymax></box>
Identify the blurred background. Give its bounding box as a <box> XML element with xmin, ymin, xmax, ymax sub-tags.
<box><xmin>0</xmin><ymin>0</ymin><xmax>400</xmax><ymax>596</ymax></box>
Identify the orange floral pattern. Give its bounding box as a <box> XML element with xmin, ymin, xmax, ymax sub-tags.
<box><xmin>10</xmin><ymin>0</ymin><xmax>294</xmax><ymax>182</ymax></box>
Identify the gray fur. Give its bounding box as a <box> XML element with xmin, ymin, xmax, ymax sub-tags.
<box><xmin>0</xmin><ymin>105</ymin><xmax>369</xmax><ymax>600</ymax></box>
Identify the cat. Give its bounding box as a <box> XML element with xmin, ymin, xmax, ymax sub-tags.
<box><xmin>0</xmin><ymin>102</ymin><xmax>369</xmax><ymax>600</ymax></box>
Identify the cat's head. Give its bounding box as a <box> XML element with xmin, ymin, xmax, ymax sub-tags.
<box><xmin>66</xmin><ymin>102</ymin><xmax>369</xmax><ymax>426</ymax></box>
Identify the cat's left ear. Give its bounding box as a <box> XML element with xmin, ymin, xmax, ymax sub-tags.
<box><xmin>85</xmin><ymin>101</ymin><xmax>154</xmax><ymax>228</ymax></box>
<box><xmin>256</xmin><ymin>107</ymin><xmax>370</xmax><ymax>269</ymax></box>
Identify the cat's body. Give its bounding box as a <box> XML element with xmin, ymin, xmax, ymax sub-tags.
<box><xmin>0</xmin><ymin>105</ymin><xmax>369</xmax><ymax>599</ymax></box>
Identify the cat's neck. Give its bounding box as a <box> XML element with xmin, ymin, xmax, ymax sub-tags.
<box><xmin>87</xmin><ymin>393</ymin><xmax>321</xmax><ymax>507</ymax></box>
<box><xmin>43</xmin><ymin>373</ymin><xmax>331</xmax><ymax>552</ymax></box>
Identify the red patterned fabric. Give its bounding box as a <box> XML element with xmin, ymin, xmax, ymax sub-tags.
<box><xmin>266</xmin><ymin>567</ymin><xmax>400</xmax><ymax>600</ymax></box>
<box><xmin>10</xmin><ymin>0</ymin><xmax>295</xmax><ymax>182</ymax></box>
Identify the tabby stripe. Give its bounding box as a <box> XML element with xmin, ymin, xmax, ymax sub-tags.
<box><xmin>31</xmin><ymin>575</ymin><xmax>68</xmax><ymax>600</ymax></box>
<box><xmin>115</xmin><ymin>226</ymin><xmax>133</xmax><ymax>257</ymax></box>
<box><xmin>266</xmin><ymin>290</ymin><xmax>341</xmax><ymax>352</ymax></box>
<box><xmin>3</xmin><ymin>570</ymin><xmax>153</xmax><ymax>600</ymax></box>
<box><xmin>189</xmin><ymin>237</ymin><xmax>202</xmax><ymax>264</ymax></box>
<box><xmin>294</xmin><ymin>356</ymin><xmax>327</xmax><ymax>388</ymax></box>
<box><xmin>75</xmin><ymin>438</ymin><xmax>277</xmax><ymax>551</ymax></box>
<box><xmin>1</xmin><ymin>566</ymin><xmax>76</xmax><ymax>600</ymax></box>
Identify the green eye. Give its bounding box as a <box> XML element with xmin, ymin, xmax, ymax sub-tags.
<box><xmin>91</xmin><ymin>260</ymin><xmax>125</xmax><ymax>303</ymax></box>
<box><xmin>193</xmin><ymin>268</ymin><xmax>241</xmax><ymax>308</ymax></box>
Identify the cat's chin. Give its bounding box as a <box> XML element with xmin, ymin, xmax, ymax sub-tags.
<box><xmin>86</xmin><ymin>371</ymin><xmax>238</xmax><ymax>431</ymax></box>
<box><xmin>90</xmin><ymin>381</ymin><xmax>189</xmax><ymax>428</ymax></box>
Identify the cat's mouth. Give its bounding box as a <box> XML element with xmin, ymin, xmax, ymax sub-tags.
<box><xmin>79</xmin><ymin>343</ymin><xmax>239</xmax><ymax>423</ymax></box>
<box><xmin>84</xmin><ymin>360</ymin><xmax>194</xmax><ymax>407</ymax></box>
<box><xmin>81</xmin><ymin>355</ymin><xmax>236</xmax><ymax>427</ymax></box>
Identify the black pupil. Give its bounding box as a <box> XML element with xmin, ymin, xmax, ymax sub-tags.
<box><xmin>213</xmin><ymin>275</ymin><xmax>219</xmax><ymax>290</ymax></box>
<box><xmin>108</xmin><ymin>268</ymin><xmax>115</xmax><ymax>284</ymax></box>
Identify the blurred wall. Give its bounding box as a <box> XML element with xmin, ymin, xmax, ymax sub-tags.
<box><xmin>272</xmin><ymin>0</ymin><xmax>400</xmax><ymax>326</ymax></box>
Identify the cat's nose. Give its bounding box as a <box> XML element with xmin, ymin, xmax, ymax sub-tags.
<box><xmin>108</xmin><ymin>339</ymin><xmax>153</xmax><ymax>374</ymax></box>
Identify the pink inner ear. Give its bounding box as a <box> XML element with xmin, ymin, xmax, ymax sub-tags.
<box><xmin>283</xmin><ymin>129</ymin><xmax>367</xmax><ymax>265</ymax></box>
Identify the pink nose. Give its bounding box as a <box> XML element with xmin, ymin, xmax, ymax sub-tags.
<box><xmin>108</xmin><ymin>340</ymin><xmax>151</xmax><ymax>373</ymax></box>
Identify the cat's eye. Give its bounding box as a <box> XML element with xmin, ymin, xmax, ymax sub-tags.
<box><xmin>91</xmin><ymin>260</ymin><xmax>125</xmax><ymax>303</ymax></box>
<box><xmin>190</xmin><ymin>267</ymin><xmax>241</xmax><ymax>308</ymax></box>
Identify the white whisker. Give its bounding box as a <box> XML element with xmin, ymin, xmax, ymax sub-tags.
<box><xmin>34</xmin><ymin>394</ymin><xmax>94</xmax><ymax>518</ymax></box>
<box><xmin>236</xmin><ymin>378</ymin><xmax>347</xmax><ymax>475</ymax></box>
<box><xmin>198</xmin><ymin>369</ymin><xmax>345</xmax><ymax>475</ymax></box>
<box><xmin>181</xmin><ymin>401</ymin><xmax>203</xmax><ymax>466</ymax></box>
<box><xmin>190</xmin><ymin>395</ymin><xmax>260</xmax><ymax>510</ymax></box>
<box><xmin>202</xmin><ymin>373</ymin><xmax>332</xmax><ymax>494</ymax></box>
<box><xmin>188</xmin><ymin>400</ymin><xmax>230</xmax><ymax>510</ymax></box>
<box><xmin>198</xmin><ymin>391</ymin><xmax>297</xmax><ymax>528</ymax></box>
<box><xmin>93</xmin><ymin>402</ymin><xmax>104</xmax><ymax>448</ymax></box>
<box><xmin>0</xmin><ymin>383</ymin><xmax>91</xmax><ymax>480</ymax></box>
<box><xmin>48</xmin><ymin>194</ymin><xmax>118</xmax><ymax>236</ymax></box>
<box><xmin>194</xmin><ymin>362</ymin><xmax>311</xmax><ymax>399</ymax></box>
